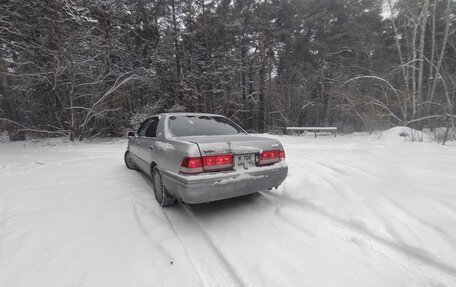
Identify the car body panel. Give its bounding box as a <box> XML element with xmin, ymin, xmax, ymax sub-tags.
<box><xmin>127</xmin><ymin>113</ymin><xmax>288</xmax><ymax>203</ymax></box>
<box><xmin>161</xmin><ymin>162</ymin><xmax>287</xmax><ymax>203</ymax></box>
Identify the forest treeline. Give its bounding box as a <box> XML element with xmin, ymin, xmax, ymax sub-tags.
<box><xmin>0</xmin><ymin>0</ymin><xmax>455</xmax><ymax>141</ymax></box>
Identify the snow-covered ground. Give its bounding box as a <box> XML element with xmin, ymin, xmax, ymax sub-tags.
<box><xmin>1</xmin><ymin>131</ymin><xmax>456</xmax><ymax>287</ymax></box>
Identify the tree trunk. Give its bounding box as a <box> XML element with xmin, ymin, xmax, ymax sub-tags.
<box><xmin>171</xmin><ymin>0</ymin><xmax>180</xmax><ymax>106</ymax></box>
<box><xmin>416</xmin><ymin>0</ymin><xmax>430</xmax><ymax>119</ymax></box>
<box><xmin>247</xmin><ymin>58</ymin><xmax>254</xmax><ymax>130</ymax></box>
<box><xmin>0</xmin><ymin>49</ymin><xmax>25</xmax><ymax>141</ymax></box>
<box><xmin>425</xmin><ymin>0</ymin><xmax>437</xmax><ymax>117</ymax></box>
<box><xmin>429</xmin><ymin>0</ymin><xmax>451</xmax><ymax>107</ymax></box>
<box><xmin>241</xmin><ymin>45</ymin><xmax>248</xmax><ymax>121</ymax></box>
<box><xmin>201</xmin><ymin>0</ymin><xmax>212</xmax><ymax>113</ymax></box>
<box><xmin>258</xmin><ymin>1</ymin><xmax>267</xmax><ymax>133</ymax></box>
<box><xmin>411</xmin><ymin>20</ymin><xmax>418</xmax><ymax>120</ymax></box>
<box><xmin>387</xmin><ymin>0</ymin><xmax>409</xmax><ymax>121</ymax></box>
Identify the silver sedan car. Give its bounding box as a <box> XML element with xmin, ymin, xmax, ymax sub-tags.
<box><xmin>124</xmin><ymin>113</ymin><xmax>288</xmax><ymax>206</ymax></box>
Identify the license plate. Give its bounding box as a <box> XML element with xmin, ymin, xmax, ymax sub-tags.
<box><xmin>234</xmin><ymin>154</ymin><xmax>256</xmax><ymax>169</ymax></box>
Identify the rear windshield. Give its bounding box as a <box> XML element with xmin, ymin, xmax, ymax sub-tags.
<box><xmin>168</xmin><ymin>115</ymin><xmax>245</xmax><ymax>137</ymax></box>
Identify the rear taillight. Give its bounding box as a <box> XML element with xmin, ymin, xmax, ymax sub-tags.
<box><xmin>202</xmin><ymin>154</ymin><xmax>233</xmax><ymax>171</ymax></box>
<box><xmin>258</xmin><ymin>150</ymin><xmax>284</xmax><ymax>166</ymax></box>
<box><xmin>180</xmin><ymin>157</ymin><xmax>203</xmax><ymax>174</ymax></box>
<box><xmin>180</xmin><ymin>154</ymin><xmax>234</xmax><ymax>174</ymax></box>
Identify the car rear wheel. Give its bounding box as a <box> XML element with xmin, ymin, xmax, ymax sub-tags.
<box><xmin>152</xmin><ymin>167</ymin><xmax>177</xmax><ymax>207</ymax></box>
<box><xmin>124</xmin><ymin>150</ymin><xmax>138</xmax><ymax>170</ymax></box>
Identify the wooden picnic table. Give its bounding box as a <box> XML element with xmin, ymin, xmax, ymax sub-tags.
<box><xmin>286</xmin><ymin>127</ymin><xmax>337</xmax><ymax>138</ymax></box>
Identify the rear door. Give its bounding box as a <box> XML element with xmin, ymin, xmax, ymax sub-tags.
<box><xmin>137</xmin><ymin>116</ymin><xmax>160</xmax><ymax>175</ymax></box>
<box><xmin>130</xmin><ymin>118</ymin><xmax>151</xmax><ymax>169</ymax></box>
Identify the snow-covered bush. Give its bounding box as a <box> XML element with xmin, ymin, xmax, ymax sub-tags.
<box><xmin>376</xmin><ymin>126</ymin><xmax>456</xmax><ymax>144</ymax></box>
<box><xmin>130</xmin><ymin>101</ymin><xmax>164</xmax><ymax>129</ymax></box>
<box><xmin>434</xmin><ymin>127</ymin><xmax>456</xmax><ymax>143</ymax></box>
<box><xmin>165</xmin><ymin>103</ymin><xmax>186</xmax><ymax>113</ymax></box>
<box><xmin>128</xmin><ymin>102</ymin><xmax>188</xmax><ymax>132</ymax></box>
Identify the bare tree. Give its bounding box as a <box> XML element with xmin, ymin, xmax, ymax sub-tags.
<box><xmin>0</xmin><ymin>47</ymin><xmax>25</xmax><ymax>140</ymax></box>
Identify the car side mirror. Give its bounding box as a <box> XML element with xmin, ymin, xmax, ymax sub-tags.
<box><xmin>128</xmin><ymin>131</ymin><xmax>135</xmax><ymax>138</ymax></box>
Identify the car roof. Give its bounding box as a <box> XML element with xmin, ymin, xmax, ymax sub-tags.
<box><xmin>159</xmin><ymin>112</ymin><xmax>226</xmax><ymax>117</ymax></box>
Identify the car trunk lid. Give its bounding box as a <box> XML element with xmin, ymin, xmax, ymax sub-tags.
<box><xmin>176</xmin><ymin>135</ymin><xmax>282</xmax><ymax>156</ymax></box>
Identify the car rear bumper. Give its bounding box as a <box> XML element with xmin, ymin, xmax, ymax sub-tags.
<box><xmin>161</xmin><ymin>162</ymin><xmax>288</xmax><ymax>204</ymax></box>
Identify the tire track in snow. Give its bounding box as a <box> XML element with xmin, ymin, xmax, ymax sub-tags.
<box><xmin>0</xmin><ymin>155</ymin><xmax>112</xmax><ymax>176</ymax></box>
<box><xmin>380</xmin><ymin>194</ymin><xmax>456</xmax><ymax>249</ymax></box>
<box><xmin>161</xmin><ymin>205</ymin><xmax>245</xmax><ymax>287</ymax></box>
<box><xmin>137</xmin><ymin>173</ymin><xmax>244</xmax><ymax>287</ymax></box>
<box><xmin>290</xmin><ymin>159</ymin><xmax>423</xmax><ymax>245</ymax></box>
<box><xmin>296</xmin><ymin>157</ymin><xmax>456</xmax><ymax>245</ymax></box>
<box><xmin>262</xmin><ymin>191</ymin><xmax>456</xmax><ymax>280</ymax></box>
<box><xmin>306</xmin><ymin>157</ymin><xmax>456</xmax><ymax>220</ymax></box>
<box><xmin>131</xmin><ymin>200</ymin><xmax>184</xmax><ymax>263</ymax></box>
<box><xmin>287</xmin><ymin>160</ymin><xmax>355</xmax><ymax>200</ymax></box>
<box><xmin>286</xmin><ymin>159</ymin><xmax>456</xmax><ymax>279</ymax></box>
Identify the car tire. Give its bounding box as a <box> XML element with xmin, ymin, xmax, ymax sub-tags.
<box><xmin>124</xmin><ymin>150</ymin><xmax>138</xmax><ymax>170</ymax></box>
<box><xmin>152</xmin><ymin>167</ymin><xmax>177</xmax><ymax>207</ymax></box>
